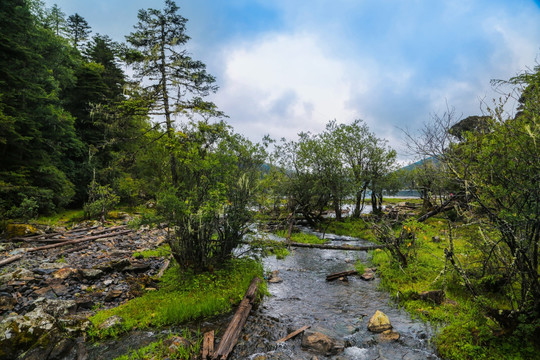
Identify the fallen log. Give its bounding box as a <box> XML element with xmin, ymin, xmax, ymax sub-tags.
<box><xmin>212</xmin><ymin>276</ymin><xmax>261</xmax><ymax>360</ymax></box>
<box><xmin>202</xmin><ymin>330</ymin><xmax>214</xmax><ymax>359</ymax></box>
<box><xmin>0</xmin><ymin>229</ymin><xmax>132</xmax><ymax>268</ymax></box>
<box><xmin>326</xmin><ymin>269</ymin><xmax>358</xmax><ymax>281</ymax></box>
<box><xmin>276</xmin><ymin>325</ymin><xmax>310</xmax><ymax>343</ymax></box>
<box><xmin>289</xmin><ymin>242</ymin><xmax>386</xmax><ymax>251</ymax></box>
<box><xmin>155</xmin><ymin>255</ymin><xmax>173</xmax><ymax>279</ymax></box>
<box><xmin>0</xmin><ymin>254</ymin><xmax>23</xmax><ymax>267</ymax></box>
<box><xmin>8</xmin><ymin>225</ymin><xmax>125</xmax><ymax>243</ymax></box>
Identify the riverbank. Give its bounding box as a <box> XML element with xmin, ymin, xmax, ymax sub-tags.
<box><xmin>323</xmin><ymin>212</ymin><xmax>537</xmax><ymax>359</ymax></box>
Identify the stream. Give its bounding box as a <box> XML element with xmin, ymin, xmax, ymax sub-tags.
<box><xmin>88</xmin><ymin>228</ymin><xmax>440</xmax><ymax>360</ymax></box>
<box><xmin>228</xmin><ymin>228</ymin><xmax>440</xmax><ymax>360</ymax></box>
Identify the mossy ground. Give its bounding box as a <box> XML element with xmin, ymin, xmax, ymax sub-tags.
<box><xmin>360</xmin><ymin>216</ymin><xmax>537</xmax><ymax>359</ymax></box>
<box><xmin>88</xmin><ymin>258</ymin><xmax>266</xmax><ymax>340</ymax></box>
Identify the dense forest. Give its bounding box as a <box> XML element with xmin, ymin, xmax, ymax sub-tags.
<box><xmin>0</xmin><ymin>0</ymin><xmax>538</xmax><ymax>359</ymax></box>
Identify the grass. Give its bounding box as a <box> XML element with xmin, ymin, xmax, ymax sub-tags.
<box><xmin>274</xmin><ymin>229</ymin><xmax>328</xmax><ymax>244</ymax></box>
<box><xmin>34</xmin><ymin>209</ymin><xmax>85</xmax><ymax>226</ymax></box>
<box><xmin>366</xmin><ymin>216</ymin><xmax>538</xmax><ymax>360</ymax></box>
<box><xmin>133</xmin><ymin>245</ymin><xmax>171</xmax><ymax>259</ymax></box>
<box><xmin>318</xmin><ymin>217</ymin><xmax>377</xmax><ymax>242</ymax></box>
<box><xmin>88</xmin><ymin>258</ymin><xmax>266</xmax><ymax>340</ymax></box>
<box><xmin>112</xmin><ymin>330</ymin><xmax>202</xmax><ymax>360</ymax></box>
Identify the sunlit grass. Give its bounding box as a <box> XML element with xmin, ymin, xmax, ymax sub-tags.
<box><xmin>88</xmin><ymin>258</ymin><xmax>266</xmax><ymax>339</ymax></box>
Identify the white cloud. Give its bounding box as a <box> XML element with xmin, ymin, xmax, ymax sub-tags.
<box><xmin>214</xmin><ymin>32</ymin><xmax>366</xmax><ymax>141</ymax></box>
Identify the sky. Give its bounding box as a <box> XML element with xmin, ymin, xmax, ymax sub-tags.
<box><xmin>43</xmin><ymin>0</ymin><xmax>540</xmax><ymax>161</ymax></box>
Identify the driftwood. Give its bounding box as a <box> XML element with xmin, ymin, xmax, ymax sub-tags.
<box><xmin>202</xmin><ymin>330</ymin><xmax>214</xmax><ymax>359</ymax></box>
<box><xmin>326</xmin><ymin>269</ymin><xmax>358</xmax><ymax>281</ymax></box>
<box><xmin>155</xmin><ymin>255</ymin><xmax>173</xmax><ymax>279</ymax></box>
<box><xmin>276</xmin><ymin>325</ymin><xmax>311</xmax><ymax>343</ymax></box>
<box><xmin>0</xmin><ymin>229</ymin><xmax>132</xmax><ymax>268</ymax></box>
<box><xmin>212</xmin><ymin>276</ymin><xmax>261</xmax><ymax>360</ymax></box>
<box><xmin>289</xmin><ymin>242</ymin><xmax>386</xmax><ymax>251</ymax></box>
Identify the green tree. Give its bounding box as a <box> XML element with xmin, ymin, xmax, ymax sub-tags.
<box><xmin>157</xmin><ymin>121</ymin><xmax>265</xmax><ymax>271</ymax></box>
<box><xmin>330</xmin><ymin>119</ymin><xmax>375</xmax><ymax>218</ymax></box>
<box><xmin>125</xmin><ymin>0</ymin><xmax>219</xmax><ymax>187</ymax></box>
<box><xmin>66</xmin><ymin>13</ymin><xmax>91</xmax><ymax>49</ymax></box>
<box><xmin>44</xmin><ymin>4</ymin><xmax>66</xmax><ymax>36</ymax></box>
<box><xmin>0</xmin><ymin>0</ymin><xmax>82</xmax><ymax>213</ymax></box>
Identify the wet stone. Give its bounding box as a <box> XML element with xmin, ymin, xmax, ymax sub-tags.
<box><xmin>367</xmin><ymin>310</ymin><xmax>392</xmax><ymax>333</ymax></box>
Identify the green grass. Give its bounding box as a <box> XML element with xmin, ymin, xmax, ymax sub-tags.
<box><xmin>34</xmin><ymin>209</ymin><xmax>85</xmax><ymax>226</ymax></box>
<box><xmin>274</xmin><ymin>230</ymin><xmax>328</xmax><ymax>244</ymax></box>
<box><xmin>88</xmin><ymin>258</ymin><xmax>266</xmax><ymax>339</ymax></box>
<box><xmin>133</xmin><ymin>245</ymin><xmax>171</xmax><ymax>259</ymax></box>
<box><xmin>318</xmin><ymin>217</ymin><xmax>377</xmax><ymax>242</ymax></box>
<box><xmin>112</xmin><ymin>330</ymin><xmax>202</xmax><ymax>360</ymax></box>
<box><xmin>333</xmin><ymin>216</ymin><xmax>537</xmax><ymax>360</ymax></box>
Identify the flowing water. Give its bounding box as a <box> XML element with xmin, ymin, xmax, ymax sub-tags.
<box><xmin>227</xmin><ymin>229</ymin><xmax>440</xmax><ymax>360</ymax></box>
<box><xmin>88</xmin><ymin>227</ymin><xmax>440</xmax><ymax>359</ymax></box>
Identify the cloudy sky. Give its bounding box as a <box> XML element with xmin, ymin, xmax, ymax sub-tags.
<box><xmin>44</xmin><ymin>0</ymin><xmax>540</xmax><ymax>159</ymax></box>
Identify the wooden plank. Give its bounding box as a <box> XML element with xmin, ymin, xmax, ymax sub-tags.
<box><xmin>289</xmin><ymin>242</ymin><xmax>386</xmax><ymax>251</ymax></box>
<box><xmin>276</xmin><ymin>325</ymin><xmax>310</xmax><ymax>343</ymax></box>
<box><xmin>212</xmin><ymin>276</ymin><xmax>261</xmax><ymax>360</ymax></box>
<box><xmin>326</xmin><ymin>269</ymin><xmax>358</xmax><ymax>281</ymax></box>
<box><xmin>202</xmin><ymin>330</ymin><xmax>214</xmax><ymax>359</ymax></box>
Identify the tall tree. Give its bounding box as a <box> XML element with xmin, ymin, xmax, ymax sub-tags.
<box><xmin>125</xmin><ymin>0</ymin><xmax>219</xmax><ymax>186</ymax></box>
<box><xmin>45</xmin><ymin>4</ymin><xmax>66</xmax><ymax>36</ymax></box>
<box><xmin>66</xmin><ymin>13</ymin><xmax>91</xmax><ymax>49</ymax></box>
<box><xmin>0</xmin><ymin>0</ymin><xmax>81</xmax><ymax>213</ymax></box>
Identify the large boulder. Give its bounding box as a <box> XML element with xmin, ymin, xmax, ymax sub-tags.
<box><xmin>367</xmin><ymin>310</ymin><xmax>392</xmax><ymax>333</ymax></box>
<box><xmin>301</xmin><ymin>330</ymin><xmax>344</xmax><ymax>355</ymax></box>
<box><xmin>0</xmin><ymin>307</ymin><xmax>56</xmax><ymax>359</ymax></box>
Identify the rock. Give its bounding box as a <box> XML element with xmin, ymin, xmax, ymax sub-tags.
<box><xmin>367</xmin><ymin>310</ymin><xmax>392</xmax><ymax>333</ymax></box>
<box><xmin>163</xmin><ymin>335</ymin><xmax>191</xmax><ymax>353</ymax></box>
<box><xmin>0</xmin><ymin>268</ymin><xmax>35</xmax><ymax>283</ymax></box>
<box><xmin>301</xmin><ymin>330</ymin><xmax>344</xmax><ymax>355</ymax></box>
<box><xmin>75</xmin><ymin>295</ymin><xmax>95</xmax><ymax>310</ymax></box>
<box><xmin>52</xmin><ymin>267</ymin><xmax>78</xmax><ymax>280</ymax></box>
<box><xmin>360</xmin><ymin>270</ymin><xmax>375</xmax><ymax>281</ymax></box>
<box><xmin>378</xmin><ymin>329</ymin><xmax>400</xmax><ymax>342</ymax></box>
<box><xmin>268</xmin><ymin>270</ymin><xmax>283</xmax><ymax>284</ymax></box>
<box><xmin>416</xmin><ymin>290</ymin><xmax>445</xmax><ymax>305</ymax></box>
<box><xmin>0</xmin><ymin>293</ymin><xmax>17</xmax><ymax>311</ymax></box>
<box><xmin>5</xmin><ymin>223</ymin><xmax>41</xmax><ymax>238</ymax></box>
<box><xmin>0</xmin><ymin>306</ymin><xmax>57</xmax><ymax>359</ymax></box>
<box><xmin>96</xmin><ymin>258</ymin><xmax>130</xmax><ymax>272</ymax></box>
<box><xmin>104</xmin><ymin>289</ymin><xmax>123</xmax><ymax>302</ymax></box>
<box><xmin>40</xmin><ymin>262</ymin><xmax>66</xmax><ymax>270</ymax></box>
<box><xmin>35</xmin><ymin>298</ymin><xmax>77</xmax><ymax>317</ymax></box>
<box><xmin>122</xmin><ymin>262</ymin><xmax>151</xmax><ymax>273</ymax></box>
<box><xmin>98</xmin><ymin>315</ymin><xmax>124</xmax><ymax>331</ymax></box>
<box><xmin>79</xmin><ymin>268</ymin><xmax>104</xmax><ymax>280</ymax></box>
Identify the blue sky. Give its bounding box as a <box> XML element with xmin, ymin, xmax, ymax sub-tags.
<box><xmin>43</xmin><ymin>0</ymin><xmax>540</xmax><ymax>160</ymax></box>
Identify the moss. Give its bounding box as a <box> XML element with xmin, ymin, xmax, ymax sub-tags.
<box><xmin>5</xmin><ymin>223</ymin><xmax>40</xmax><ymax>238</ymax></box>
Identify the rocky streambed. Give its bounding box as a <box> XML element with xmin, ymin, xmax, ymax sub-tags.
<box><xmin>0</xmin><ymin>221</ymin><xmax>169</xmax><ymax>360</ymax></box>
<box><xmin>223</xmin><ymin>231</ymin><xmax>440</xmax><ymax>360</ymax></box>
